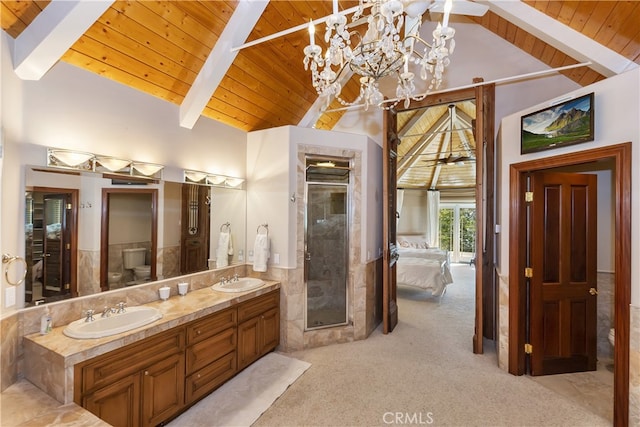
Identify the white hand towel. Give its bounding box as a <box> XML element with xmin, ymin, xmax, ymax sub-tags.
<box><xmin>227</xmin><ymin>233</ymin><xmax>234</xmax><ymax>256</ymax></box>
<box><xmin>216</xmin><ymin>232</ymin><xmax>230</xmax><ymax>268</ymax></box>
<box><xmin>253</xmin><ymin>234</ymin><xmax>269</xmax><ymax>272</ymax></box>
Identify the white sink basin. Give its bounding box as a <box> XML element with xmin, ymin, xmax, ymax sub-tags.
<box><xmin>212</xmin><ymin>277</ymin><xmax>264</xmax><ymax>293</ymax></box>
<box><xmin>63</xmin><ymin>306</ymin><xmax>163</xmax><ymax>339</ymax></box>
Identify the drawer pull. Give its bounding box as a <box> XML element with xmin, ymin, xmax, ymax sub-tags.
<box><xmin>197</xmin><ymin>330</ymin><xmax>202</xmax><ymax>335</ymax></box>
<box><xmin>197</xmin><ymin>374</ymin><xmax>201</xmax><ymax>379</ymax></box>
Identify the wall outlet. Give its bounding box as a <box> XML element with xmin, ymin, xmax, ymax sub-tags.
<box><xmin>5</xmin><ymin>287</ymin><xmax>16</xmax><ymax>307</ymax></box>
<box><xmin>273</xmin><ymin>253</ymin><xmax>280</xmax><ymax>265</ymax></box>
<box><xmin>248</xmin><ymin>250</ymin><xmax>254</xmax><ymax>262</ymax></box>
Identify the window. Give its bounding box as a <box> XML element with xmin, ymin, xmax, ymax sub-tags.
<box><xmin>439</xmin><ymin>204</ymin><xmax>476</xmax><ymax>263</ymax></box>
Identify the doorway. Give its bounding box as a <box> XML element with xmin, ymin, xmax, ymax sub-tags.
<box><xmin>24</xmin><ymin>187</ymin><xmax>78</xmax><ymax>304</ymax></box>
<box><xmin>383</xmin><ymin>82</ymin><xmax>496</xmax><ymax>348</ymax></box>
<box><xmin>304</xmin><ymin>157</ymin><xmax>350</xmax><ymax>330</ymax></box>
<box><xmin>509</xmin><ymin>143</ymin><xmax>631</xmax><ymax>425</ymax></box>
<box><xmin>100</xmin><ymin>188</ymin><xmax>158</xmax><ymax>291</ymax></box>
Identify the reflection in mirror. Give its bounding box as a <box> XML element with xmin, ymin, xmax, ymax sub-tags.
<box><xmin>23</xmin><ymin>167</ymin><xmax>247</xmax><ymax>307</ymax></box>
<box><xmin>25</xmin><ymin>187</ymin><xmax>78</xmax><ymax>305</ymax></box>
<box><xmin>101</xmin><ymin>188</ymin><xmax>158</xmax><ymax>291</ymax></box>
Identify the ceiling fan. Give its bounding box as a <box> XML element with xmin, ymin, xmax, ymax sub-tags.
<box><xmin>422</xmin><ymin>104</ymin><xmax>476</xmax><ymax>166</ymax></box>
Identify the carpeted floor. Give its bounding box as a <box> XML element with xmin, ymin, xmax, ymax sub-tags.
<box><xmin>252</xmin><ymin>263</ymin><xmax>610</xmax><ymax>426</ymax></box>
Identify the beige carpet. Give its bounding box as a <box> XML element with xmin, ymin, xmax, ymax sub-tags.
<box><xmin>169</xmin><ymin>352</ymin><xmax>310</xmax><ymax>427</ymax></box>
<box><xmin>252</xmin><ymin>264</ymin><xmax>610</xmax><ymax>426</ymax></box>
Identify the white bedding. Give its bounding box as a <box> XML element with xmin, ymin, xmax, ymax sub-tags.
<box><xmin>396</xmin><ymin>257</ymin><xmax>453</xmax><ymax>296</ymax></box>
<box><xmin>398</xmin><ymin>247</ymin><xmax>449</xmax><ymax>264</ymax></box>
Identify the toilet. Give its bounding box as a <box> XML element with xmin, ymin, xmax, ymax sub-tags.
<box><xmin>107</xmin><ymin>272</ymin><xmax>122</xmax><ymax>285</ymax></box>
<box><xmin>123</xmin><ymin>248</ymin><xmax>151</xmax><ymax>283</ymax></box>
<box><xmin>133</xmin><ymin>265</ymin><xmax>151</xmax><ymax>281</ymax></box>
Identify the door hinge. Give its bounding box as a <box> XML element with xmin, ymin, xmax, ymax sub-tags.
<box><xmin>524</xmin><ymin>343</ymin><xmax>533</xmax><ymax>354</ymax></box>
<box><xmin>525</xmin><ymin>191</ymin><xmax>533</xmax><ymax>202</ymax></box>
<box><xmin>66</xmin><ymin>243</ymin><xmax>70</xmax><ymax>250</ymax></box>
<box><xmin>66</xmin><ymin>203</ymin><xmax>72</xmax><ymax>210</ymax></box>
<box><xmin>524</xmin><ymin>267</ymin><xmax>533</xmax><ymax>278</ymax></box>
<box><xmin>64</xmin><ymin>283</ymin><xmax>70</xmax><ymax>290</ymax></box>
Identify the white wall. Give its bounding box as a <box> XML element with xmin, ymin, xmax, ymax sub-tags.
<box><xmin>1</xmin><ymin>32</ymin><xmax>247</xmax><ymax>314</ymax></box>
<box><xmin>246</xmin><ymin>126</ymin><xmax>293</xmax><ymax>267</ymax></box>
<box><xmin>498</xmin><ymin>67</ymin><xmax>640</xmax><ymax>305</ymax></box>
<box><xmin>246</xmin><ymin>126</ymin><xmax>382</xmax><ymax>269</ymax></box>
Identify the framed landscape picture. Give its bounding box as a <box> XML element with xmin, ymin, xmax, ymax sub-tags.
<box><xmin>521</xmin><ymin>92</ymin><xmax>594</xmax><ymax>154</ymax></box>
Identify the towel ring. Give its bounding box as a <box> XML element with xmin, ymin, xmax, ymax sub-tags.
<box><xmin>257</xmin><ymin>223</ymin><xmax>269</xmax><ymax>235</ymax></box>
<box><xmin>2</xmin><ymin>254</ymin><xmax>27</xmax><ymax>286</ymax></box>
<box><xmin>220</xmin><ymin>222</ymin><xmax>231</xmax><ymax>232</ymax></box>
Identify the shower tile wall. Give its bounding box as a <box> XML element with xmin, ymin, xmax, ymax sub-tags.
<box><xmin>161</xmin><ymin>245</ymin><xmax>180</xmax><ymax>279</ymax></box>
<box><xmin>77</xmin><ymin>250</ymin><xmax>100</xmax><ymax>296</ymax></box>
<box><xmin>597</xmin><ymin>272</ymin><xmax>614</xmax><ymax>361</ymax></box>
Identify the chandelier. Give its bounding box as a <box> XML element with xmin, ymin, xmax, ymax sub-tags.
<box><xmin>303</xmin><ymin>0</ymin><xmax>455</xmax><ymax>110</ymax></box>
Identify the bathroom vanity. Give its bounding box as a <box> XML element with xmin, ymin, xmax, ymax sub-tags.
<box><xmin>23</xmin><ymin>283</ymin><xmax>280</xmax><ymax>427</ymax></box>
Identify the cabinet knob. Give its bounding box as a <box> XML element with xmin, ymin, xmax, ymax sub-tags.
<box><xmin>197</xmin><ymin>374</ymin><xmax>201</xmax><ymax>379</ymax></box>
<box><xmin>197</xmin><ymin>330</ymin><xmax>201</xmax><ymax>335</ymax></box>
<box><xmin>144</xmin><ymin>371</ymin><xmax>149</xmax><ymax>376</ymax></box>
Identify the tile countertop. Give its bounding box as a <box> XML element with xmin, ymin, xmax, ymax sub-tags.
<box><xmin>22</xmin><ymin>281</ymin><xmax>280</xmax><ymax>404</ymax></box>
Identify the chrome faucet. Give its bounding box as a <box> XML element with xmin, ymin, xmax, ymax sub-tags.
<box><xmin>116</xmin><ymin>302</ymin><xmax>127</xmax><ymax>314</ymax></box>
<box><xmin>220</xmin><ymin>276</ymin><xmax>228</xmax><ymax>284</ymax></box>
<box><xmin>101</xmin><ymin>307</ymin><xmax>115</xmax><ymax>318</ymax></box>
<box><xmin>85</xmin><ymin>309</ymin><xmax>95</xmax><ymax>322</ymax></box>
<box><xmin>233</xmin><ymin>273</ymin><xmax>239</xmax><ymax>282</ymax></box>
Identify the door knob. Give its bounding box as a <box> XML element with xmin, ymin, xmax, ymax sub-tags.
<box><xmin>589</xmin><ymin>287</ymin><xmax>598</xmax><ymax>296</ymax></box>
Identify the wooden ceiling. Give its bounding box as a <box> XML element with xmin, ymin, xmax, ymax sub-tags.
<box><xmin>2</xmin><ymin>1</ymin><xmax>638</xmax><ymax>133</ymax></box>
<box><xmin>2</xmin><ymin>1</ymin><xmax>639</xmax><ymax>190</ymax></box>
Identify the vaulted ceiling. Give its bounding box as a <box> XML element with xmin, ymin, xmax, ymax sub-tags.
<box><xmin>2</xmin><ymin>1</ymin><xmax>639</xmax><ymax>190</ymax></box>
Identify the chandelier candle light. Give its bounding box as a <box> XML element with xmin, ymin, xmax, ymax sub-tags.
<box><xmin>303</xmin><ymin>0</ymin><xmax>455</xmax><ymax>110</ymax></box>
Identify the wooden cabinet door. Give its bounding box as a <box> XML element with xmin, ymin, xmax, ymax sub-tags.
<box><xmin>141</xmin><ymin>353</ymin><xmax>185</xmax><ymax>427</ymax></box>
<box><xmin>237</xmin><ymin>316</ymin><xmax>261</xmax><ymax>370</ymax></box>
<box><xmin>84</xmin><ymin>373</ymin><xmax>140</xmax><ymax>427</ymax></box>
<box><xmin>260</xmin><ymin>307</ymin><xmax>280</xmax><ymax>353</ymax></box>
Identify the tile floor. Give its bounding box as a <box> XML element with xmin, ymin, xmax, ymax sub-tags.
<box><xmin>531</xmin><ymin>358</ymin><xmax>614</xmax><ymax>423</ymax></box>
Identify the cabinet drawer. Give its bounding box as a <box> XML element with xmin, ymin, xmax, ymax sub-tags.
<box><xmin>237</xmin><ymin>290</ymin><xmax>280</xmax><ymax>322</ymax></box>
<box><xmin>186</xmin><ymin>327</ymin><xmax>236</xmax><ymax>374</ymax></box>
<box><xmin>186</xmin><ymin>308</ymin><xmax>236</xmax><ymax>345</ymax></box>
<box><xmin>185</xmin><ymin>351</ymin><xmax>237</xmax><ymax>404</ymax></box>
<box><xmin>79</xmin><ymin>327</ymin><xmax>184</xmax><ymax>394</ymax></box>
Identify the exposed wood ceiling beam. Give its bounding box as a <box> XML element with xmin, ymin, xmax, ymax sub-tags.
<box><xmin>484</xmin><ymin>0</ymin><xmax>637</xmax><ymax>77</ymax></box>
<box><xmin>179</xmin><ymin>0</ymin><xmax>268</xmax><ymax>129</ymax></box>
<box><xmin>11</xmin><ymin>0</ymin><xmax>113</xmax><ymax>80</ymax></box>
<box><xmin>397</xmin><ymin>114</ymin><xmax>449</xmax><ymax>178</ymax></box>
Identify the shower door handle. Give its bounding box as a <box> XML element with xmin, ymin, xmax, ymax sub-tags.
<box><xmin>304</xmin><ymin>252</ymin><xmax>311</xmax><ymax>282</ymax></box>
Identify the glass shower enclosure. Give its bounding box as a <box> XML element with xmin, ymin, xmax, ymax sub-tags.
<box><xmin>305</xmin><ymin>157</ymin><xmax>350</xmax><ymax>330</ymax></box>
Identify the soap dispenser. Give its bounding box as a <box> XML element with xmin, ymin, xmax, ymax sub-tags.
<box><xmin>40</xmin><ymin>307</ymin><xmax>52</xmax><ymax>335</ymax></box>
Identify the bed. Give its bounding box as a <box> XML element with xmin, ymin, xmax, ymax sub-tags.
<box><xmin>396</xmin><ymin>234</ymin><xmax>453</xmax><ymax>298</ymax></box>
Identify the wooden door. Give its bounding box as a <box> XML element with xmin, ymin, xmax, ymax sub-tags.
<box><xmin>181</xmin><ymin>184</ymin><xmax>210</xmax><ymax>274</ymax></box>
<box><xmin>529</xmin><ymin>172</ymin><xmax>597</xmax><ymax>375</ymax></box>
<box><xmin>237</xmin><ymin>316</ymin><xmax>260</xmax><ymax>370</ymax></box>
<box><xmin>382</xmin><ymin>107</ymin><xmax>399</xmax><ymax>334</ymax></box>
<box><xmin>40</xmin><ymin>192</ymin><xmax>76</xmax><ymax>298</ymax></box>
<box><xmin>84</xmin><ymin>373</ymin><xmax>140</xmax><ymax>427</ymax></box>
<box><xmin>142</xmin><ymin>353</ymin><xmax>185</xmax><ymax>427</ymax></box>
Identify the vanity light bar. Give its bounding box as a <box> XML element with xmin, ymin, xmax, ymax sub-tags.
<box><xmin>47</xmin><ymin>148</ymin><xmax>164</xmax><ymax>179</ymax></box>
<box><xmin>183</xmin><ymin>169</ymin><xmax>244</xmax><ymax>189</ymax></box>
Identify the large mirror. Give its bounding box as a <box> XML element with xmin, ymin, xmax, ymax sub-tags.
<box><xmin>24</xmin><ymin>167</ymin><xmax>246</xmax><ymax>306</ymax></box>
